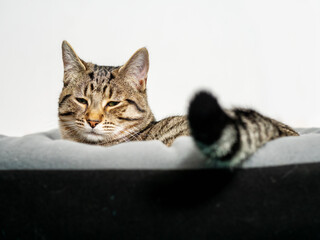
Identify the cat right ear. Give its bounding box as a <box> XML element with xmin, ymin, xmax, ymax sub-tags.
<box><xmin>118</xmin><ymin>47</ymin><xmax>149</xmax><ymax>92</ymax></box>
<box><xmin>62</xmin><ymin>41</ymin><xmax>86</xmax><ymax>74</ymax></box>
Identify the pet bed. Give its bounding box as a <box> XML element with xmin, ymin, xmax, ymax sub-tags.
<box><xmin>0</xmin><ymin>128</ymin><xmax>320</xmax><ymax>239</ymax></box>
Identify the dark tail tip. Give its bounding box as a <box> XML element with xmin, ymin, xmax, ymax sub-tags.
<box><xmin>188</xmin><ymin>91</ymin><xmax>231</xmax><ymax>145</ymax></box>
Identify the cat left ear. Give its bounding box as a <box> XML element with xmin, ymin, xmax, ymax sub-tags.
<box><xmin>62</xmin><ymin>40</ymin><xmax>87</xmax><ymax>74</ymax></box>
<box><xmin>119</xmin><ymin>47</ymin><xmax>149</xmax><ymax>92</ymax></box>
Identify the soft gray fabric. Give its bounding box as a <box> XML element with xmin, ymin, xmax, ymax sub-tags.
<box><xmin>0</xmin><ymin>128</ymin><xmax>319</xmax><ymax>170</ymax></box>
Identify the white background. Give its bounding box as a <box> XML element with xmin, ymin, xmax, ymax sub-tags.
<box><xmin>0</xmin><ymin>0</ymin><xmax>319</xmax><ymax>136</ymax></box>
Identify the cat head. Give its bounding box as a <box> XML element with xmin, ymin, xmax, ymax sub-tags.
<box><xmin>58</xmin><ymin>41</ymin><xmax>154</xmax><ymax>145</ymax></box>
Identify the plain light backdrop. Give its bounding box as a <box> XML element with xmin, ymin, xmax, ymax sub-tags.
<box><xmin>0</xmin><ymin>0</ymin><xmax>319</xmax><ymax>136</ymax></box>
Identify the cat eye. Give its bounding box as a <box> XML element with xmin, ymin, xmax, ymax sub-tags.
<box><xmin>106</xmin><ymin>101</ymin><xmax>120</xmax><ymax>107</ymax></box>
<box><xmin>76</xmin><ymin>98</ymin><xmax>88</xmax><ymax>105</ymax></box>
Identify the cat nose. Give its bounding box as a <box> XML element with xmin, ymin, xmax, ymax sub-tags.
<box><xmin>87</xmin><ymin>119</ymin><xmax>101</xmax><ymax>128</ymax></box>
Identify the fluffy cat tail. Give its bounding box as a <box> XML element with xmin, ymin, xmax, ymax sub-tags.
<box><xmin>188</xmin><ymin>91</ymin><xmax>298</xmax><ymax>168</ymax></box>
<box><xmin>188</xmin><ymin>91</ymin><xmax>239</xmax><ymax>168</ymax></box>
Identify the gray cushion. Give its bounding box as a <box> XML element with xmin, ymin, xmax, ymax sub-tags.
<box><xmin>0</xmin><ymin>128</ymin><xmax>319</xmax><ymax>170</ymax></box>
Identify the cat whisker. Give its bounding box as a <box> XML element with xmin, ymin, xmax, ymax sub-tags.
<box><xmin>112</xmin><ymin>125</ymin><xmax>143</xmax><ymax>143</ymax></box>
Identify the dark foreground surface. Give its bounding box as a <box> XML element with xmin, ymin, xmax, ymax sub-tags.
<box><xmin>1</xmin><ymin>164</ymin><xmax>320</xmax><ymax>240</ymax></box>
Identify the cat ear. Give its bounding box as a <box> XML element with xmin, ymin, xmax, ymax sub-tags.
<box><xmin>62</xmin><ymin>40</ymin><xmax>86</xmax><ymax>74</ymax></box>
<box><xmin>119</xmin><ymin>47</ymin><xmax>149</xmax><ymax>92</ymax></box>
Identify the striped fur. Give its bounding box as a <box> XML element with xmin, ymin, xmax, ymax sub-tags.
<box><xmin>188</xmin><ymin>92</ymin><xmax>299</xmax><ymax>167</ymax></box>
<box><xmin>59</xmin><ymin>41</ymin><xmax>298</xmax><ymax>166</ymax></box>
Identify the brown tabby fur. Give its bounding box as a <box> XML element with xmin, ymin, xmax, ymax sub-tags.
<box><xmin>59</xmin><ymin>41</ymin><xmax>189</xmax><ymax>146</ymax></box>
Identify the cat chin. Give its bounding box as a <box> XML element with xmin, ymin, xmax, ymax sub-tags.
<box><xmin>84</xmin><ymin>133</ymin><xmax>105</xmax><ymax>142</ymax></box>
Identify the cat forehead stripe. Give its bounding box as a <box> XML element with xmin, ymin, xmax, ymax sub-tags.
<box><xmin>84</xmin><ymin>85</ymin><xmax>88</xmax><ymax>96</ymax></box>
<box><xmin>88</xmin><ymin>72</ymin><xmax>94</xmax><ymax>80</ymax></box>
<box><xmin>90</xmin><ymin>65</ymin><xmax>119</xmax><ymax>86</ymax></box>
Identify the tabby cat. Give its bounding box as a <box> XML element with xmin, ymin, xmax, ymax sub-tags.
<box><xmin>59</xmin><ymin>41</ymin><xmax>299</xmax><ymax>167</ymax></box>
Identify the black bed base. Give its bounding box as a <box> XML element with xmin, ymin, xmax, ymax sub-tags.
<box><xmin>1</xmin><ymin>163</ymin><xmax>320</xmax><ymax>240</ymax></box>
